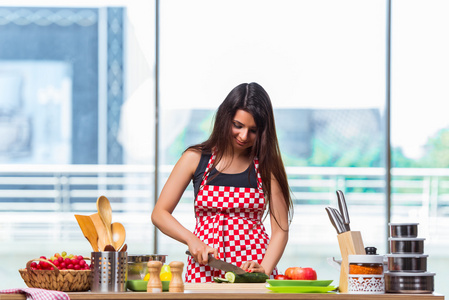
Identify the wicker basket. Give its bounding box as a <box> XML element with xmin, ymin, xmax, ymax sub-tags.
<box><xmin>19</xmin><ymin>258</ymin><xmax>91</xmax><ymax>292</ymax></box>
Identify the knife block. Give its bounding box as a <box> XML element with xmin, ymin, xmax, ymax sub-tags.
<box><xmin>337</xmin><ymin>231</ymin><xmax>365</xmax><ymax>293</ymax></box>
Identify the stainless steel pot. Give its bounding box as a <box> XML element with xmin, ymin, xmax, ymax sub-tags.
<box><xmin>389</xmin><ymin>223</ymin><xmax>418</xmax><ymax>238</ymax></box>
<box><xmin>385</xmin><ymin>254</ymin><xmax>427</xmax><ymax>272</ymax></box>
<box><xmin>389</xmin><ymin>238</ymin><xmax>425</xmax><ymax>254</ymax></box>
<box><xmin>385</xmin><ymin>272</ymin><xmax>434</xmax><ymax>294</ymax></box>
<box><xmin>127</xmin><ymin>254</ymin><xmax>168</xmax><ymax>280</ymax></box>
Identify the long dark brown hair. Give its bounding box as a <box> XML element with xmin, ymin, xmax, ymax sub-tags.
<box><xmin>188</xmin><ymin>82</ymin><xmax>293</xmax><ymax>229</ymax></box>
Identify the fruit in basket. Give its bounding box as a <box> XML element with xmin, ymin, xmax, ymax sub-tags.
<box><xmin>28</xmin><ymin>252</ymin><xmax>90</xmax><ymax>270</ymax></box>
<box><xmin>19</xmin><ymin>252</ymin><xmax>91</xmax><ymax>292</ymax></box>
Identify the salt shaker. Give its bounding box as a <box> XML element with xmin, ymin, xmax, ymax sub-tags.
<box><xmin>147</xmin><ymin>261</ymin><xmax>163</xmax><ymax>293</ymax></box>
<box><xmin>168</xmin><ymin>261</ymin><xmax>184</xmax><ymax>293</ymax></box>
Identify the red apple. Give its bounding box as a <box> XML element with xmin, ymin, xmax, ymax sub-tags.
<box><xmin>274</xmin><ymin>274</ymin><xmax>289</xmax><ymax>280</ymax></box>
<box><xmin>285</xmin><ymin>267</ymin><xmax>296</xmax><ymax>279</ymax></box>
<box><xmin>290</xmin><ymin>267</ymin><xmax>317</xmax><ymax>280</ymax></box>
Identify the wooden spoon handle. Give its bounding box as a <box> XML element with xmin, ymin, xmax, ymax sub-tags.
<box><xmin>103</xmin><ymin>222</ymin><xmax>113</xmax><ymax>245</ymax></box>
<box><xmin>96</xmin><ymin>196</ymin><xmax>113</xmax><ymax>245</ymax></box>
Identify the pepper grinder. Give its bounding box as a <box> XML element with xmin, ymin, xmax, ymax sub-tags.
<box><xmin>147</xmin><ymin>261</ymin><xmax>163</xmax><ymax>293</ymax></box>
<box><xmin>169</xmin><ymin>261</ymin><xmax>184</xmax><ymax>293</ymax></box>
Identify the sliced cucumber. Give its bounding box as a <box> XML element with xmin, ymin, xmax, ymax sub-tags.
<box><xmin>225</xmin><ymin>272</ymin><xmax>236</xmax><ymax>283</ymax></box>
<box><xmin>213</xmin><ymin>277</ymin><xmax>229</xmax><ymax>283</ymax></box>
<box><xmin>224</xmin><ymin>272</ymin><xmax>269</xmax><ymax>283</ymax></box>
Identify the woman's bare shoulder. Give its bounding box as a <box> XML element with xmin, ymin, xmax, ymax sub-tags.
<box><xmin>183</xmin><ymin>148</ymin><xmax>202</xmax><ymax>160</ymax></box>
<box><xmin>176</xmin><ymin>148</ymin><xmax>202</xmax><ymax>172</ymax></box>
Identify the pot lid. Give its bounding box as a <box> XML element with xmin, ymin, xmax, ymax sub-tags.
<box><xmin>385</xmin><ymin>271</ymin><xmax>435</xmax><ymax>277</ymax></box>
<box><xmin>388</xmin><ymin>237</ymin><xmax>426</xmax><ymax>241</ymax></box>
<box><xmin>385</xmin><ymin>254</ymin><xmax>428</xmax><ymax>258</ymax></box>
<box><xmin>348</xmin><ymin>254</ymin><xmax>384</xmax><ymax>264</ymax></box>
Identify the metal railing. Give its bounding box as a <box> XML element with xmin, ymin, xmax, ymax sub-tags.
<box><xmin>1</xmin><ymin>164</ymin><xmax>449</xmax><ymax>242</ymax></box>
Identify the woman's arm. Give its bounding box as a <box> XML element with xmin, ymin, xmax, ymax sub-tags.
<box><xmin>151</xmin><ymin>149</ymin><xmax>218</xmax><ymax>265</ymax></box>
<box><xmin>241</xmin><ymin>176</ymin><xmax>289</xmax><ymax>275</ymax></box>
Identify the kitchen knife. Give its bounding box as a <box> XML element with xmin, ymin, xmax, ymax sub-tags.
<box><xmin>325</xmin><ymin>207</ymin><xmax>342</xmax><ymax>234</ymax></box>
<box><xmin>330</xmin><ymin>207</ymin><xmax>346</xmax><ymax>233</ymax></box>
<box><xmin>185</xmin><ymin>250</ymin><xmax>246</xmax><ymax>275</ymax></box>
<box><xmin>336</xmin><ymin>190</ymin><xmax>351</xmax><ymax>231</ymax></box>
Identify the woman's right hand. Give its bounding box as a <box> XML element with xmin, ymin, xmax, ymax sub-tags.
<box><xmin>187</xmin><ymin>238</ymin><xmax>218</xmax><ymax>265</ymax></box>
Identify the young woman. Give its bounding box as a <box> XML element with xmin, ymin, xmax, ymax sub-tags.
<box><xmin>151</xmin><ymin>82</ymin><xmax>293</xmax><ymax>283</ymax></box>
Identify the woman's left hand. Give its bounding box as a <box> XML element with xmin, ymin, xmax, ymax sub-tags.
<box><xmin>240</xmin><ymin>261</ymin><xmax>266</xmax><ymax>274</ymax></box>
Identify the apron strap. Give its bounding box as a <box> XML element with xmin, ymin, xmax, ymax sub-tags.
<box><xmin>253</xmin><ymin>157</ymin><xmax>263</xmax><ymax>192</ymax></box>
<box><xmin>199</xmin><ymin>150</ymin><xmax>216</xmax><ymax>191</ymax></box>
<box><xmin>199</xmin><ymin>150</ymin><xmax>264</xmax><ymax>193</ymax></box>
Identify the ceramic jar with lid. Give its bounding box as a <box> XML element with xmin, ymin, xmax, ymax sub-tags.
<box><xmin>348</xmin><ymin>253</ymin><xmax>385</xmax><ymax>294</ymax></box>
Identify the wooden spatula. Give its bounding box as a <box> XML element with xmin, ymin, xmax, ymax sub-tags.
<box><xmin>74</xmin><ymin>214</ymin><xmax>99</xmax><ymax>252</ymax></box>
<box><xmin>90</xmin><ymin>212</ymin><xmax>108</xmax><ymax>251</ymax></box>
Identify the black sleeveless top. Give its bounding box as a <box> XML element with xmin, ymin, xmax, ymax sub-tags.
<box><xmin>192</xmin><ymin>152</ymin><xmax>258</xmax><ymax>199</ymax></box>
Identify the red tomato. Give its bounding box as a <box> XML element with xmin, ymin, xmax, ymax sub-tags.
<box><xmin>290</xmin><ymin>267</ymin><xmax>317</xmax><ymax>280</ymax></box>
<box><xmin>274</xmin><ymin>275</ymin><xmax>289</xmax><ymax>280</ymax></box>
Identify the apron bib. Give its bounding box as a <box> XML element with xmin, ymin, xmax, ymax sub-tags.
<box><xmin>185</xmin><ymin>151</ymin><xmax>278</xmax><ymax>283</ymax></box>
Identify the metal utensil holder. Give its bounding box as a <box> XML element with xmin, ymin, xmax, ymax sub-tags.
<box><xmin>91</xmin><ymin>251</ymin><xmax>128</xmax><ymax>292</ymax></box>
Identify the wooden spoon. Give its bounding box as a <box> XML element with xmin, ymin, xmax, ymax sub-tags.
<box><xmin>74</xmin><ymin>214</ymin><xmax>99</xmax><ymax>252</ymax></box>
<box><xmin>96</xmin><ymin>195</ymin><xmax>113</xmax><ymax>246</ymax></box>
<box><xmin>104</xmin><ymin>244</ymin><xmax>116</xmax><ymax>251</ymax></box>
<box><xmin>119</xmin><ymin>244</ymin><xmax>127</xmax><ymax>252</ymax></box>
<box><xmin>111</xmin><ymin>222</ymin><xmax>126</xmax><ymax>251</ymax></box>
<box><xmin>90</xmin><ymin>213</ymin><xmax>108</xmax><ymax>252</ymax></box>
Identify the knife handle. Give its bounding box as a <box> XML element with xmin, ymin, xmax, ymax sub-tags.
<box><xmin>330</xmin><ymin>207</ymin><xmax>346</xmax><ymax>233</ymax></box>
<box><xmin>325</xmin><ymin>207</ymin><xmax>340</xmax><ymax>234</ymax></box>
<box><xmin>336</xmin><ymin>190</ymin><xmax>350</xmax><ymax>230</ymax></box>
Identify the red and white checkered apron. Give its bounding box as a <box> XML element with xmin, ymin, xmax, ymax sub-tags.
<box><xmin>185</xmin><ymin>151</ymin><xmax>278</xmax><ymax>283</ymax></box>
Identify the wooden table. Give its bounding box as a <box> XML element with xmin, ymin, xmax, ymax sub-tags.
<box><xmin>0</xmin><ymin>284</ymin><xmax>444</xmax><ymax>300</ymax></box>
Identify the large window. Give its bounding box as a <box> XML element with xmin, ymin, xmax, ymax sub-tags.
<box><xmin>0</xmin><ymin>0</ymin><xmax>448</xmax><ymax>296</ymax></box>
<box><xmin>158</xmin><ymin>0</ymin><xmax>387</xmax><ymax>281</ymax></box>
<box><xmin>391</xmin><ymin>0</ymin><xmax>449</xmax><ymax>292</ymax></box>
<box><xmin>0</xmin><ymin>1</ymin><xmax>156</xmax><ymax>289</ymax></box>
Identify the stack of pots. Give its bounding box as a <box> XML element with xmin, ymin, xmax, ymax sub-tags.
<box><xmin>385</xmin><ymin>223</ymin><xmax>435</xmax><ymax>294</ymax></box>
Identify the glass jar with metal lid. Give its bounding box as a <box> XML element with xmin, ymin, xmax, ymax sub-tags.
<box><xmin>349</xmin><ymin>253</ymin><xmax>384</xmax><ymax>275</ymax></box>
<box><xmin>348</xmin><ymin>252</ymin><xmax>385</xmax><ymax>294</ymax></box>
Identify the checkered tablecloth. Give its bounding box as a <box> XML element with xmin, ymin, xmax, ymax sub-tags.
<box><xmin>0</xmin><ymin>288</ymin><xmax>69</xmax><ymax>300</ymax></box>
